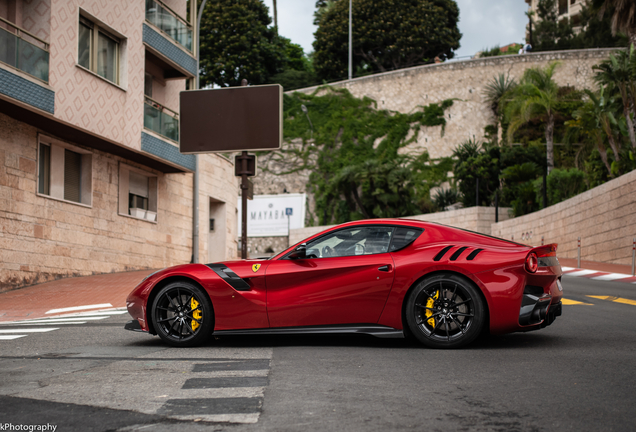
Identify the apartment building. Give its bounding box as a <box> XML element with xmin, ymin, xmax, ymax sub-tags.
<box><xmin>0</xmin><ymin>0</ymin><xmax>238</xmax><ymax>292</ymax></box>
<box><xmin>526</xmin><ymin>0</ymin><xmax>586</xmax><ymax>36</ymax></box>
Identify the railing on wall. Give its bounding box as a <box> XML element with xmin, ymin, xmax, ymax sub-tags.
<box><xmin>0</xmin><ymin>16</ymin><xmax>49</xmax><ymax>83</ymax></box>
<box><xmin>144</xmin><ymin>96</ymin><xmax>179</xmax><ymax>143</ymax></box>
<box><xmin>145</xmin><ymin>0</ymin><xmax>192</xmax><ymax>52</ymax></box>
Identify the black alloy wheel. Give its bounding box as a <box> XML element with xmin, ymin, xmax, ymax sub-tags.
<box><xmin>406</xmin><ymin>273</ymin><xmax>485</xmax><ymax>349</ymax></box>
<box><xmin>151</xmin><ymin>281</ymin><xmax>214</xmax><ymax>347</ymax></box>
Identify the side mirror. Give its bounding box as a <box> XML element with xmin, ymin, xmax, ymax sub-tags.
<box><xmin>288</xmin><ymin>243</ymin><xmax>307</xmax><ymax>260</ymax></box>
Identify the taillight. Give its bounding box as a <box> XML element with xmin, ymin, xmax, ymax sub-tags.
<box><xmin>525</xmin><ymin>252</ymin><xmax>538</xmax><ymax>273</ymax></box>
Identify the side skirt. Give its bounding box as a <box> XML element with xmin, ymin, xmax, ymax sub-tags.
<box><xmin>214</xmin><ymin>324</ymin><xmax>404</xmax><ymax>339</ymax></box>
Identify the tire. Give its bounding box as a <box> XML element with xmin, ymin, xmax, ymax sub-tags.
<box><xmin>405</xmin><ymin>273</ymin><xmax>485</xmax><ymax>349</ymax></box>
<box><xmin>151</xmin><ymin>281</ymin><xmax>214</xmax><ymax>347</ymax></box>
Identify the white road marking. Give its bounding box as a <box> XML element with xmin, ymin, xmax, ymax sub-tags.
<box><xmin>45</xmin><ymin>303</ymin><xmax>113</xmax><ymax>314</ymax></box>
<box><xmin>561</xmin><ymin>266</ymin><xmax>575</xmax><ymax>271</ymax></box>
<box><xmin>591</xmin><ymin>272</ymin><xmax>633</xmax><ymax>281</ymax></box>
<box><xmin>563</xmin><ymin>270</ymin><xmax>598</xmax><ymax>277</ymax></box>
<box><xmin>0</xmin><ymin>335</ymin><xmax>27</xmax><ymax>340</ymax></box>
<box><xmin>0</xmin><ymin>328</ymin><xmax>59</xmax><ymax>333</ymax></box>
<box><xmin>17</xmin><ymin>316</ymin><xmax>109</xmax><ymax>323</ymax></box>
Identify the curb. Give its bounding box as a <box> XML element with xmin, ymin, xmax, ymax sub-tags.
<box><xmin>562</xmin><ymin>266</ymin><xmax>636</xmax><ymax>284</ymax></box>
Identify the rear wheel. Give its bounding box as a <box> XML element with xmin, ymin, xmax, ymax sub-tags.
<box><xmin>405</xmin><ymin>273</ymin><xmax>485</xmax><ymax>349</ymax></box>
<box><xmin>151</xmin><ymin>281</ymin><xmax>213</xmax><ymax>347</ymax></box>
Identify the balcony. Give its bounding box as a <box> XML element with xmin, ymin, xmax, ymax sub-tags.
<box><xmin>144</xmin><ymin>96</ymin><xmax>179</xmax><ymax>143</ymax></box>
<box><xmin>0</xmin><ymin>17</ymin><xmax>49</xmax><ymax>83</ymax></box>
<box><xmin>145</xmin><ymin>0</ymin><xmax>192</xmax><ymax>52</ymax></box>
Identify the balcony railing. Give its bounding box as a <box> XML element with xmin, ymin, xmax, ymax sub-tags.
<box><xmin>145</xmin><ymin>0</ymin><xmax>192</xmax><ymax>52</ymax></box>
<box><xmin>144</xmin><ymin>96</ymin><xmax>179</xmax><ymax>143</ymax></box>
<box><xmin>0</xmin><ymin>17</ymin><xmax>49</xmax><ymax>83</ymax></box>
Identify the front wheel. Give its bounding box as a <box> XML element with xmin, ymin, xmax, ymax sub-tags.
<box><xmin>405</xmin><ymin>273</ymin><xmax>485</xmax><ymax>349</ymax></box>
<box><xmin>151</xmin><ymin>281</ymin><xmax>214</xmax><ymax>347</ymax></box>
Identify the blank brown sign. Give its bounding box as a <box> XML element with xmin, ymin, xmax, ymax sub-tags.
<box><xmin>179</xmin><ymin>84</ymin><xmax>282</xmax><ymax>153</ymax></box>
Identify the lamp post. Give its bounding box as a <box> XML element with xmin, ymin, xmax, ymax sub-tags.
<box><xmin>191</xmin><ymin>0</ymin><xmax>208</xmax><ymax>263</ymax></box>
<box><xmin>348</xmin><ymin>0</ymin><xmax>352</xmax><ymax>80</ymax></box>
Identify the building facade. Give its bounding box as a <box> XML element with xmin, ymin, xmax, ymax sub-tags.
<box><xmin>526</xmin><ymin>0</ymin><xmax>586</xmax><ymax>38</ymax></box>
<box><xmin>0</xmin><ymin>0</ymin><xmax>238</xmax><ymax>292</ymax></box>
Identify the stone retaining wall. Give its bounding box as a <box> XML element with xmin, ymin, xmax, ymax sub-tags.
<box><xmin>491</xmin><ymin>170</ymin><xmax>636</xmax><ymax>265</ymax></box>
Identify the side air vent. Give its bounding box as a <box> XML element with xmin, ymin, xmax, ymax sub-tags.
<box><xmin>206</xmin><ymin>264</ymin><xmax>251</xmax><ymax>291</ymax></box>
<box><xmin>466</xmin><ymin>248</ymin><xmax>484</xmax><ymax>261</ymax></box>
<box><xmin>433</xmin><ymin>245</ymin><xmax>454</xmax><ymax>262</ymax></box>
<box><xmin>450</xmin><ymin>246</ymin><xmax>469</xmax><ymax>261</ymax></box>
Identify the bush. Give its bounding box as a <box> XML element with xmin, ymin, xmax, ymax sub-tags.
<box><xmin>533</xmin><ymin>167</ymin><xmax>587</xmax><ymax>206</ymax></box>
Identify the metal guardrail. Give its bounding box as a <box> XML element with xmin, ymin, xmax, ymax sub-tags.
<box><xmin>0</xmin><ymin>16</ymin><xmax>49</xmax><ymax>82</ymax></box>
<box><xmin>145</xmin><ymin>0</ymin><xmax>192</xmax><ymax>52</ymax></box>
<box><xmin>144</xmin><ymin>96</ymin><xmax>179</xmax><ymax>142</ymax></box>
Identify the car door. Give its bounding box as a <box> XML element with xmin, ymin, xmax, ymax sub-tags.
<box><xmin>265</xmin><ymin>226</ymin><xmax>396</xmax><ymax>328</ymax></box>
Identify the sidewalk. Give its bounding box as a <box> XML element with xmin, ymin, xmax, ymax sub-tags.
<box><xmin>0</xmin><ymin>269</ymin><xmax>154</xmax><ymax>323</ymax></box>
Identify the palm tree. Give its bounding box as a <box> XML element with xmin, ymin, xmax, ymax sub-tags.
<box><xmin>565</xmin><ymin>86</ymin><xmax>621</xmax><ymax>175</ymax></box>
<box><xmin>483</xmin><ymin>73</ymin><xmax>516</xmax><ymax>143</ymax></box>
<box><xmin>593</xmin><ymin>46</ymin><xmax>636</xmax><ymax>149</ymax></box>
<box><xmin>505</xmin><ymin>62</ymin><xmax>565</xmax><ymax>173</ymax></box>
<box><xmin>595</xmin><ymin>0</ymin><xmax>636</xmax><ymax>46</ymax></box>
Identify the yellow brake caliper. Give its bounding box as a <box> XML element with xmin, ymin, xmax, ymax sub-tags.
<box><xmin>191</xmin><ymin>297</ymin><xmax>202</xmax><ymax>331</ymax></box>
<box><xmin>425</xmin><ymin>290</ymin><xmax>439</xmax><ymax>327</ymax></box>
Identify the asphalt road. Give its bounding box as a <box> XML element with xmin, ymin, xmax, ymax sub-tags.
<box><xmin>0</xmin><ymin>276</ymin><xmax>635</xmax><ymax>432</ymax></box>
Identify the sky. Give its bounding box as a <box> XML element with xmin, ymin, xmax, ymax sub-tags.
<box><xmin>261</xmin><ymin>0</ymin><xmax>530</xmax><ymax>58</ymax></box>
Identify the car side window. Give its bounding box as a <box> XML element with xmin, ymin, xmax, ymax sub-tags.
<box><xmin>306</xmin><ymin>227</ymin><xmax>394</xmax><ymax>258</ymax></box>
<box><xmin>389</xmin><ymin>227</ymin><xmax>423</xmax><ymax>252</ymax></box>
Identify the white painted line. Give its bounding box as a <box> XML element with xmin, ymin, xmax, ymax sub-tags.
<box><xmin>0</xmin><ymin>328</ymin><xmax>59</xmax><ymax>333</ymax></box>
<box><xmin>0</xmin><ymin>335</ymin><xmax>27</xmax><ymax>340</ymax></box>
<box><xmin>45</xmin><ymin>303</ymin><xmax>113</xmax><ymax>314</ymax></box>
<box><xmin>561</xmin><ymin>266</ymin><xmax>576</xmax><ymax>272</ymax></box>
<box><xmin>54</xmin><ymin>310</ymin><xmax>129</xmax><ymax>318</ymax></box>
<box><xmin>592</xmin><ymin>273</ymin><xmax>633</xmax><ymax>281</ymax></box>
<box><xmin>0</xmin><ymin>321</ymin><xmax>85</xmax><ymax>326</ymax></box>
<box><xmin>13</xmin><ymin>317</ymin><xmax>108</xmax><ymax>324</ymax></box>
<box><xmin>563</xmin><ymin>270</ymin><xmax>598</xmax><ymax>277</ymax></box>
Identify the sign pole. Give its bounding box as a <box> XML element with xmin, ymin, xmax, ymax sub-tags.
<box><xmin>241</xmin><ymin>151</ymin><xmax>248</xmax><ymax>259</ymax></box>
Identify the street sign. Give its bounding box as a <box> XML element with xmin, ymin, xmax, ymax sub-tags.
<box><xmin>179</xmin><ymin>84</ymin><xmax>282</xmax><ymax>154</ymax></box>
<box><xmin>235</xmin><ymin>154</ymin><xmax>257</xmax><ymax>177</ymax></box>
<box><xmin>285</xmin><ymin>208</ymin><xmax>293</xmax><ymax>216</ymax></box>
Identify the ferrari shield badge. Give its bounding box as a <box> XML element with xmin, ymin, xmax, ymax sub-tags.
<box><xmin>252</xmin><ymin>264</ymin><xmax>261</xmax><ymax>273</ymax></box>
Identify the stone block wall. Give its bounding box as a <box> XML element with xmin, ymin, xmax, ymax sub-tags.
<box><xmin>491</xmin><ymin>169</ymin><xmax>636</xmax><ymax>265</ymax></box>
<box><xmin>0</xmin><ymin>113</ymin><xmax>238</xmax><ymax>292</ymax></box>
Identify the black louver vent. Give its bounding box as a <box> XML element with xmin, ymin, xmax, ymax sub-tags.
<box><xmin>466</xmin><ymin>248</ymin><xmax>484</xmax><ymax>261</ymax></box>
<box><xmin>433</xmin><ymin>245</ymin><xmax>454</xmax><ymax>261</ymax></box>
<box><xmin>450</xmin><ymin>246</ymin><xmax>469</xmax><ymax>261</ymax></box>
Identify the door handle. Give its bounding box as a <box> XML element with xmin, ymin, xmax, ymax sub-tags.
<box><xmin>378</xmin><ymin>265</ymin><xmax>392</xmax><ymax>272</ymax></box>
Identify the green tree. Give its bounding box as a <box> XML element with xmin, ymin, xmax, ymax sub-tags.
<box><xmin>505</xmin><ymin>62</ymin><xmax>579</xmax><ymax>173</ymax></box>
<box><xmin>483</xmin><ymin>73</ymin><xmax>517</xmax><ymax>143</ymax></box>
<box><xmin>532</xmin><ymin>0</ymin><xmax>627</xmax><ymax>51</ymax></box>
<box><xmin>199</xmin><ymin>0</ymin><xmax>284</xmax><ymax>87</ymax></box>
<box><xmin>593</xmin><ymin>46</ymin><xmax>636</xmax><ymax>149</ymax></box>
<box><xmin>312</xmin><ymin>0</ymin><xmax>461</xmax><ymax>81</ymax></box>
<box><xmin>565</xmin><ymin>87</ymin><xmax>619</xmax><ymax>175</ymax></box>
<box><xmin>451</xmin><ymin>139</ymin><xmax>500</xmax><ymax>207</ymax></box>
<box><xmin>594</xmin><ymin>0</ymin><xmax>636</xmax><ymax>46</ymax></box>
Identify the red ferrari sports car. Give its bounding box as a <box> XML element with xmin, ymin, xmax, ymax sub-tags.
<box><xmin>125</xmin><ymin>219</ymin><xmax>563</xmax><ymax>348</ymax></box>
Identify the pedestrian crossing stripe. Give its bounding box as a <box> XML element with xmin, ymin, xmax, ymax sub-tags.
<box><xmin>562</xmin><ymin>299</ymin><xmax>593</xmax><ymax>305</ymax></box>
<box><xmin>587</xmin><ymin>295</ymin><xmax>636</xmax><ymax>306</ymax></box>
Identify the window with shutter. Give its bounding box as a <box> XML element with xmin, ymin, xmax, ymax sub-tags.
<box><xmin>64</xmin><ymin>149</ymin><xmax>82</xmax><ymax>203</ymax></box>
